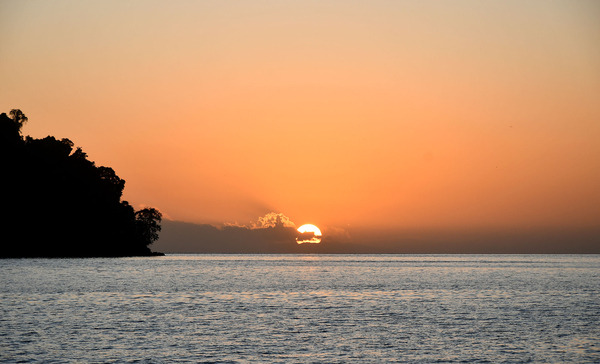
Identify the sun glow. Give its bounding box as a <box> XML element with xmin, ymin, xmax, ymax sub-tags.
<box><xmin>296</xmin><ymin>224</ymin><xmax>322</xmax><ymax>244</ymax></box>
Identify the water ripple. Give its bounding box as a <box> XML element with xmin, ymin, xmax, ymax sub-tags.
<box><xmin>1</xmin><ymin>254</ymin><xmax>599</xmax><ymax>363</ymax></box>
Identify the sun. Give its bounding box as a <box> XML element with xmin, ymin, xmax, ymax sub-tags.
<box><xmin>297</xmin><ymin>224</ymin><xmax>322</xmax><ymax>236</ymax></box>
<box><xmin>296</xmin><ymin>224</ymin><xmax>322</xmax><ymax>244</ymax></box>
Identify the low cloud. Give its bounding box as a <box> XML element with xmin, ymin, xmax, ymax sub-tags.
<box><xmin>223</xmin><ymin>212</ymin><xmax>296</xmax><ymax>229</ymax></box>
<box><xmin>251</xmin><ymin>212</ymin><xmax>296</xmax><ymax>229</ymax></box>
<box><xmin>154</xmin><ymin>219</ymin><xmax>297</xmax><ymax>253</ymax></box>
<box><xmin>324</xmin><ymin>226</ymin><xmax>351</xmax><ymax>240</ymax></box>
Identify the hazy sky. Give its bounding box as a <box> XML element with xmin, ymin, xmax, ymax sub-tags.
<box><xmin>2</xmin><ymin>0</ymin><xmax>599</xmax><ymax>233</ymax></box>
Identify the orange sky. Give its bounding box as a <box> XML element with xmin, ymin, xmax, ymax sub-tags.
<box><xmin>1</xmin><ymin>1</ymin><xmax>599</xmax><ymax>233</ymax></box>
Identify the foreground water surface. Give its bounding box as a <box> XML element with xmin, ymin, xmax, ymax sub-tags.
<box><xmin>1</xmin><ymin>254</ymin><xmax>599</xmax><ymax>363</ymax></box>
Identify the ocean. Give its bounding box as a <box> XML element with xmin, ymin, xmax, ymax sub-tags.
<box><xmin>1</xmin><ymin>254</ymin><xmax>599</xmax><ymax>363</ymax></box>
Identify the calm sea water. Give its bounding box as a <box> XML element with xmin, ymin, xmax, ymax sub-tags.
<box><xmin>1</xmin><ymin>254</ymin><xmax>599</xmax><ymax>363</ymax></box>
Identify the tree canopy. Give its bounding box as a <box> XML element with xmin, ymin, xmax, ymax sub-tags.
<box><xmin>0</xmin><ymin>110</ymin><xmax>163</xmax><ymax>257</ymax></box>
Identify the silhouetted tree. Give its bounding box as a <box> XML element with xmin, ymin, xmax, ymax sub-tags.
<box><xmin>0</xmin><ymin>112</ymin><xmax>23</xmax><ymax>148</ymax></box>
<box><xmin>9</xmin><ymin>109</ymin><xmax>27</xmax><ymax>131</ymax></box>
<box><xmin>135</xmin><ymin>208</ymin><xmax>163</xmax><ymax>246</ymax></box>
<box><xmin>0</xmin><ymin>110</ymin><xmax>163</xmax><ymax>257</ymax></box>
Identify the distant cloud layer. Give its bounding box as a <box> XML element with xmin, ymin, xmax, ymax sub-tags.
<box><xmin>153</xmin><ymin>217</ymin><xmax>600</xmax><ymax>254</ymax></box>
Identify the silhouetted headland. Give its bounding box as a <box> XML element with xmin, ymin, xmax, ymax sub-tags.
<box><xmin>1</xmin><ymin>110</ymin><xmax>163</xmax><ymax>257</ymax></box>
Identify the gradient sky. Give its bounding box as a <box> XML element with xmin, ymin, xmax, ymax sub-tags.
<box><xmin>2</xmin><ymin>0</ymin><xmax>599</xmax><ymax>234</ymax></box>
